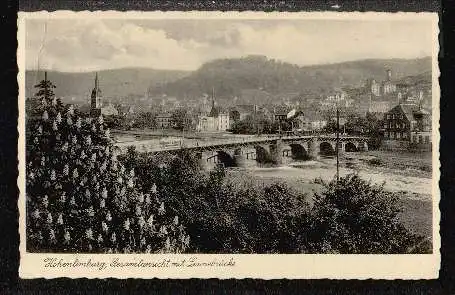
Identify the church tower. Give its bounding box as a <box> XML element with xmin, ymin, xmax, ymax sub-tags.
<box><xmin>90</xmin><ymin>73</ymin><xmax>102</xmax><ymax>116</ymax></box>
<box><xmin>386</xmin><ymin>69</ymin><xmax>392</xmax><ymax>81</ymax></box>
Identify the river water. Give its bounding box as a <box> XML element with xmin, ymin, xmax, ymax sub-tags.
<box><xmin>241</xmin><ymin>155</ymin><xmax>433</xmax><ymax>201</ymax></box>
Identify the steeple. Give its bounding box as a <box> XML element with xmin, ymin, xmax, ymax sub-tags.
<box><xmin>209</xmin><ymin>87</ymin><xmax>219</xmax><ymax>117</ymax></box>
<box><xmin>90</xmin><ymin>72</ymin><xmax>102</xmax><ymax>116</ymax></box>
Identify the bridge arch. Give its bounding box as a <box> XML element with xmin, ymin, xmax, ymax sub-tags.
<box><xmin>345</xmin><ymin>142</ymin><xmax>358</xmax><ymax>152</ymax></box>
<box><xmin>217</xmin><ymin>150</ymin><xmax>235</xmax><ymax>167</ymax></box>
<box><xmin>319</xmin><ymin>141</ymin><xmax>335</xmax><ymax>156</ymax></box>
<box><xmin>289</xmin><ymin>143</ymin><xmax>309</xmax><ymax>160</ymax></box>
<box><xmin>255</xmin><ymin>145</ymin><xmax>270</xmax><ymax>163</ymax></box>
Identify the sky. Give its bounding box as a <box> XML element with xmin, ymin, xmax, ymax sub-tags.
<box><xmin>25</xmin><ymin>17</ymin><xmax>435</xmax><ymax>72</ymax></box>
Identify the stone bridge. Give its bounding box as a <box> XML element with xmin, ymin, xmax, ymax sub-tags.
<box><xmin>113</xmin><ymin>135</ymin><xmax>369</xmax><ymax>170</ymax></box>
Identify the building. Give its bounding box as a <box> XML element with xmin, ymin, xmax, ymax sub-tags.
<box><xmin>382</xmin><ymin>69</ymin><xmax>397</xmax><ymax>95</ymax></box>
<box><xmin>273</xmin><ymin>105</ymin><xmax>292</xmax><ymax>122</ymax></box>
<box><xmin>197</xmin><ymin>116</ymin><xmax>216</xmax><ymax>131</ymax></box>
<box><xmin>293</xmin><ymin>110</ymin><xmax>327</xmax><ymax>132</ymax></box>
<box><xmin>233</xmin><ymin>104</ymin><xmax>256</xmax><ymax>121</ymax></box>
<box><xmin>365</xmin><ymin>69</ymin><xmax>397</xmax><ymax>97</ymax></box>
<box><xmin>197</xmin><ymin>91</ymin><xmax>230</xmax><ymax>132</ymax></box>
<box><xmin>366</xmin><ymin>78</ymin><xmax>381</xmax><ymax>96</ymax></box>
<box><xmin>156</xmin><ymin>113</ymin><xmax>173</xmax><ymax>128</ymax></box>
<box><xmin>90</xmin><ymin>73</ymin><xmax>102</xmax><ymax>117</ymax></box>
<box><xmin>89</xmin><ymin>73</ymin><xmax>118</xmax><ymax>117</ymax></box>
<box><xmin>320</xmin><ymin>90</ymin><xmax>353</xmax><ymax>111</ymax></box>
<box><xmin>218</xmin><ymin>113</ymin><xmax>230</xmax><ymax>131</ymax></box>
<box><xmin>382</xmin><ymin>103</ymin><xmax>431</xmax><ymax>144</ymax></box>
<box><xmin>369</xmin><ymin>99</ymin><xmax>393</xmax><ymax>114</ymax></box>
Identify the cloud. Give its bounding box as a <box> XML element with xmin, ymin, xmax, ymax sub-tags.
<box><xmin>25</xmin><ymin>18</ymin><xmax>434</xmax><ymax>72</ymax></box>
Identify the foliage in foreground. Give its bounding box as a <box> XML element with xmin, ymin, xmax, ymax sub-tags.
<box><xmin>309</xmin><ymin>174</ymin><xmax>431</xmax><ymax>254</ymax></box>
<box><xmin>26</xmin><ymin>80</ymin><xmax>189</xmax><ymax>253</ymax></box>
<box><xmin>122</xmin><ymin>149</ymin><xmax>431</xmax><ymax>254</ymax></box>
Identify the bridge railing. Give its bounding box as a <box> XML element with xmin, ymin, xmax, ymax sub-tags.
<box><xmin>113</xmin><ymin>133</ymin><xmax>368</xmax><ymax>154</ymax></box>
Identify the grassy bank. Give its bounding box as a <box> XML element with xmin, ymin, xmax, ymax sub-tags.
<box><xmin>242</xmin><ymin>171</ymin><xmax>433</xmax><ymax>239</ymax></box>
<box><xmin>348</xmin><ymin>150</ymin><xmax>432</xmax><ymax>178</ymax></box>
<box><xmin>398</xmin><ymin>198</ymin><xmax>433</xmax><ymax>238</ymax></box>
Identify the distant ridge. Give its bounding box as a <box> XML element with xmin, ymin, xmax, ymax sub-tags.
<box><xmin>26</xmin><ymin>56</ymin><xmax>431</xmax><ymax>104</ymax></box>
<box><xmin>148</xmin><ymin>56</ymin><xmax>432</xmax><ymax>102</ymax></box>
<box><xmin>25</xmin><ymin>68</ymin><xmax>190</xmax><ymax>102</ymax></box>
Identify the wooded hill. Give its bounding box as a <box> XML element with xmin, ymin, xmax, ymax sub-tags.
<box><xmin>25</xmin><ymin>68</ymin><xmax>189</xmax><ymax>103</ymax></box>
<box><xmin>148</xmin><ymin>56</ymin><xmax>431</xmax><ymax>103</ymax></box>
<box><xmin>26</xmin><ymin>56</ymin><xmax>431</xmax><ymax>105</ymax></box>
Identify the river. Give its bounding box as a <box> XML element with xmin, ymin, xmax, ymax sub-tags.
<box><xmin>238</xmin><ymin>154</ymin><xmax>433</xmax><ymax>201</ymax></box>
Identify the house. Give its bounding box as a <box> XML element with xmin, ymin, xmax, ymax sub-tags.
<box><xmin>320</xmin><ymin>89</ymin><xmax>353</xmax><ymax>111</ymax></box>
<box><xmin>273</xmin><ymin>105</ymin><xmax>292</xmax><ymax>122</ymax></box>
<box><xmin>369</xmin><ymin>99</ymin><xmax>393</xmax><ymax>114</ymax></box>
<box><xmin>156</xmin><ymin>113</ymin><xmax>173</xmax><ymax>128</ymax></box>
<box><xmin>365</xmin><ymin>69</ymin><xmax>397</xmax><ymax>96</ymax></box>
<box><xmin>197</xmin><ymin>116</ymin><xmax>216</xmax><ymax>132</ymax></box>
<box><xmin>382</xmin><ymin>103</ymin><xmax>431</xmax><ymax>144</ymax></box>
<box><xmin>100</xmin><ymin>104</ymin><xmax>119</xmax><ymax>116</ymax></box>
<box><xmin>196</xmin><ymin>95</ymin><xmax>230</xmax><ymax>132</ymax></box>
<box><xmin>293</xmin><ymin>110</ymin><xmax>327</xmax><ymax>131</ymax></box>
<box><xmin>234</xmin><ymin>104</ymin><xmax>256</xmax><ymax>121</ymax></box>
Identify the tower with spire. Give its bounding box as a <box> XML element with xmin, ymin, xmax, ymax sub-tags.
<box><xmin>209</xmin><ymin>87</ymin><xmax>219</xmax><ymax>117</ymax></box>
<box><xmin>90</xmin><ymin>73</ymin><xmax>102</xmax><ymax>116</ymax></box>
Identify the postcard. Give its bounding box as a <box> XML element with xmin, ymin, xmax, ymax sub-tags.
<box><xmin>18</xmin><ymin>11</ymin><xmax>440</xmax><ymax>279</ymax></box>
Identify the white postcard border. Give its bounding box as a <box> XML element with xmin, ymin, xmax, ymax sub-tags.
<box><xmin>17</xmin><ymin>11</ymin><xmax>441</xmax><ymax>279</ymax></box>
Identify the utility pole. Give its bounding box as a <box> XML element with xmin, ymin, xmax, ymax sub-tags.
<box><xmin>44</xmin><ymin>71</ymin><xmax>48</xmax><ymax>102</ymax></box>
<box><xmin>336</xmin><ymin>106</ymin><xmax>340</xmax><ymax>183</ymax></box>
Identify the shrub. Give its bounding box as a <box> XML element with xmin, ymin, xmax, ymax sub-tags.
<box><xmin>309</xmin><ymin>174</ymin><xmax>430</xmax><ymax>254</ymax></box>
<box><xmin>123</xmin><ymin>151</ymin><xmax>313</xmax><ymax>253</ymax></box>
<box><xmin>368</xmin><ymin>158</ymin><xmax>382</xmax><ymax>166</ymax></box>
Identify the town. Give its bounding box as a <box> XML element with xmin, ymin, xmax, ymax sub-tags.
<box><xmin>27</xmin><ymin>66</ymin><xmax>432</xmax><ymax>159</ymax></box>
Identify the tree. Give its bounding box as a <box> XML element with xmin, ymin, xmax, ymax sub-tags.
<box><xmin>344</xmin><ymin>113</ymin><xmax>383</xmax><ymax>149</ymax></box>
<box><xmin>309</xmin><ymin>174</ymin><xmax>430</xmax><ymax>254</ymax></box>
<box><xmin>30</xmin><ymin>75</ymin><xmax>64</xmax><ymax>117</ymax></box>
<box><xmin>364</xmin><ymin>112</ymin><xmax>384</xmax><ymax>149</ymax></box>
<box><xmin>34</xmin><ymin>78</ymin><xmax>56</xmax><ymax>104</ymax></box>
<box><xmin>231</xmin><ymin>113</ymin><xmax>274</xmax><ymax>135</ymax></box>
<box><xmin>231</xmin><ymin>115</ymin><xmax>255</xmax><ymax>134</ymax></box>
<box><xmin>26</xmin><ymin>79</ymin><xmax>189</xmax><ymax>253</ymax></box>
<box><xmin>132</xmin><ymin>112</ymin><xmax>157</xmax><ymax>129</ymax></box>
<box><xmin>171</xmin><ymin>109</ymin><xmax>193</xmax><ymax>131</ymax></box>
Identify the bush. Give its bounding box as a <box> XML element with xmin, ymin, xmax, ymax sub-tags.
<box><xmin>309</xmin><ymin>174</ymin><xmax>430</xmax><ymax>254</ymax></box>
<box><xmin>368</xmin><ymin>158</ymin><xmax>382</xmax><ymax>166</ymax></box>
<box><xmin>122</xmin><ymin>151</ymin><xmax>312</xmax><ymax>253</ymax></box>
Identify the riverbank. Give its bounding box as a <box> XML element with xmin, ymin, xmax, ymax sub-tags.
<box><xmin>227</xmin><ymin>149</ymin><xmax>434</xmax><ymax>239</ymax></box>
<box><xmin>345</xmin><ymin>150</ymin><xmax>432</xmax><ymax>179</ymax></box>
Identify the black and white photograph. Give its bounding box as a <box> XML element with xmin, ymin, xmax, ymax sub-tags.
<box><xmin>18</xmin><ymin>12</ymin><xmax>439</xmax><ymax>278</ymax></box>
